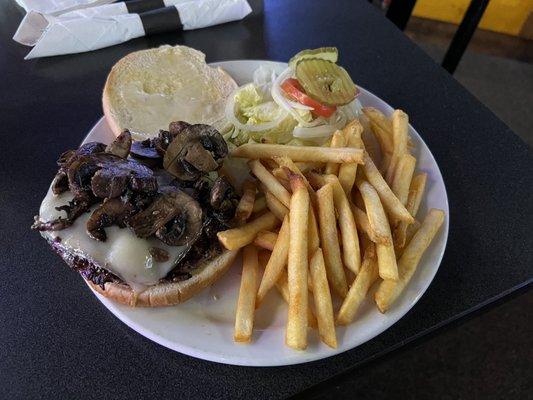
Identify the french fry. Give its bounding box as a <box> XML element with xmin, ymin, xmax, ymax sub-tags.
<box><xmin>324</xmin><ymin>175</ymin><xmax>361</xmax><ymax>274</ymax></box>
<box><xmin>362</xmin><ymin>107</ymin><xmax>395</xmax><ymax>173</ymax></box>
<box><xmin>270</xmin><ymin>169</ymin><xmax>292</xmax><ymax>192</ymax></box>
<box><xmin>385</xmin><ymin>110</ymin><xmax>409</xmax><ymax>185</ymax></box>
<box><xmin>257</xmin><ymin>249</ymin><xmax>272</xmax><ymax>268</ymax></box>
<box><xmin>338</xmin><ymin>120</ymin><xmax>363</xmax><ymax>195</ymax></box>
<box><xmin>253</xmin><ymin>230</ymin><xmax>278</xmax><ymax>251</ymax></box>
<box><xmin>232</xmin><ymin>143</ymin><xmax>364</xmax><ymax>164</ymax></box>
<box><xmin>252</xmin><ymin>195</ymin><xmax>266</xmax><ymax>214</ymax></box>
<box><xmin>234</xmin><ymin>245</ymin><xmax>260</xmax><ymax>343</ymax></box>
<box><xmin>362</xmin><ymin>108</ymin><xmax>393</xmax><ymax>152</ymax></box>
<box><xmin>390</xmin><ymin>153</ymin><xmax>416</xmax><ymax>230</ymax></box>
<box><xmin>265</xmin><ymin>191</ymin><xmax>289</xmax><ymax>221</ymax></box>
<box><xmin>361</xmin><ymin>124</ymin><xmax>382</xmax><ymax>169</ymax></box>
<box><xmin>362</xmin><ymin>107</ymin><xmax>393</xmax><ymax>136</ymax></box>
<box><xmin>356</xmin><ymin>181</ymin><xmax>391</xmax><ymax>245</ymax></box>
<box><xmin>295</xmin><ymin>161</ymin><xmax>323</xmax><ymax>173</ymax></box>
<box><xmin>233</xmin><ymin>180</ymin><xmax>256</xmax><ymax>225</ymax></box>
<box><xmin>352</xmin><ymin>188</ymin><xmax>365</xmax><ymax>209</ymax></box>
<box><xmin>376</xmin><ymin>236</ymin><xmax>398</xmax><ymax>278</ymax></box>
<box><xmin>394</xmin><ymin>173</ymin><xmax>427</xmax><ymax>248</ymax></box>
<box><xmin>337</xmin><ymin>244</ymin><xmax>379</xmax><ymax>325</ymax></box>
<box><xmin>316</xmin><ymin>183</ymin><xmax>348</xmax><ymax>298</ymax></box>
<box><xmin>405</xmin><ymin>220</ymin><xmax>421</xmax><ymax>244</ymax></box>
<box><xmin>325</xmin><ymin>130</ymin><xmax>346</xmax><ymax>175</ymax></box>
<box><xmin>396</xmin><ymin>220</ymin><xmax>422</xmax><ymax>258</ymax></box>
<box><xmin>350</xmin><ymin>204</ymin><xmax>382</xmax><ymax>243</ymax></box>
<box><xmin>357</xmin><ymin>180</ymin><xmax>398</xmax><ymax>280</ymax></box>
<box><xmin>273</xmin><ymin>157</ymin><xmax>314</xmax><ymax>194</ymax></box>
<box><xmin>286</xmin><ymin>173</ymin><xmax>310</xmax><ymax>350</ymax></box>
<box><xmin>342</xmin><ymin>118</ymin><xmax>363</xmax><ymax>141</ymax></box>
<box><xmin>275</xmin><ymin>271</ymin><xmax>317</xmax><ymax>328</ymax></box>
<box><xmin>361</xmin><ymin>152</ymin><xmax>414</xmax><ymax>223</ymax></box>
<box><xmin>271</xmin><ymin>166</ymin><xmax>288</xmax><ymax>180</ymax></box>
<box><xmin>408</xmin><ymin>174</ymin><xmax>427</xmax><ymax>216</ymax></box>
<box><xmin>306</xmin><ymin>171</ymin><xmax>326</xmax><ymax>190</ymax></box>
<box><xmin>249</xmin><ymin>160</ymin><xmax>291</xmax><ymax>208</ymax></box>
<box><xmin>261</xmin><ymin>158</ymin><xmax>279</xmax><ymax>170</ymax></box>
<box><xmin>359</xmin><ymin>231</ymin><xmax>377</xmax><ymax>257</ymax></box>
<box><xmin>308</xmin><ymin>206</ymin><xmax>320</xmax><ymax>256</ymax></box>
<box><xmin>217</xmin><ymin>212</ymin><xmax>279</xmax><ymax>250</ymax></box>
<box><xmin>256</xmin><ymin>217</ymin><xmax>290</xmax><ymax>306</ymax></box>
<box><xmin>309</xmin><ymin>248</ymin><xmax>337</xmax><ymax>348</ymax></box>
<box><xmin>375</xmin><ymin>209</ymin><xmax>445</xmax><ymax>312</ymax></box>
<box><xmin>369</xmin><ymin>122</ymin><xmax>393</xmax><ymax>172</ymax></box>
<box><xmin>391</xmin><ymin>154</ymin><xmax>416</xmax><ymax>206</ymax></box>
<box><xmin>273</xmin><ymin>165</ymin><xmax>320</xmax><ymax>256</ymax></box>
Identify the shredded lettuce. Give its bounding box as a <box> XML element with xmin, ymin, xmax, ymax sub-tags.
<box><xmin>227</xmin><ymin>82</ymin><xmax>310</xmax><ymax>145</ymax></box>
<box><xmin>224</xmin><ymin>114</ymin><xmax>298</xmax><ymax>146</ymax></box>
<box><xmin>234</xmin><ymin>84</ymin><xmax>263</xmax><ymax>118</ymax></box>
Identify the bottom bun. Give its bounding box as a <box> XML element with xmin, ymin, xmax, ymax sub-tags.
<box><xmin>87</xmin><ymin>249</ymin><xmax>238</xmax><ymax>307</ymax></box>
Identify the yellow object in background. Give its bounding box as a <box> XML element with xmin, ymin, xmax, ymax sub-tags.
<box><xmin>412</xmin><ymin>0</ymin><xmax>533</xmax><ymax>37</ymax></box>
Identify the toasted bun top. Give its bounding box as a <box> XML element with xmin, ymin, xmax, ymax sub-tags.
<box><xmin>103</xmin><ymin>45</ymin><xmax>237</xmax><ymax>140</ymax></box>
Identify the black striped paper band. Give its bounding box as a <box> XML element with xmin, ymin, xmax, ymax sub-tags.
<box><xmin>138</xmin><ymin>6</ymin><xmax>183</xmax><ymax>36</ymax></box>
<box><xmin>125</xmin><ymin>0</ymin><xmax>165</xmax><ymax>14</ymax></box>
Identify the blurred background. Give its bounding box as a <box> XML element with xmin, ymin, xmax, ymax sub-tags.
<box><xmin>300</xmin><ymin>1</ymin><xmax>533</xmax><ymax>398</ymax></box>
<box><xmin>373</xmin><ymin>0</ymin><xmax>533</xmax><ymax>148</ymax></box>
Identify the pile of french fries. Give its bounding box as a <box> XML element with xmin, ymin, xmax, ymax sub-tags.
<box><xmin>218</xmin><ymin>108</ymin><xmax>445</xmax><ymax>350</ymax></box>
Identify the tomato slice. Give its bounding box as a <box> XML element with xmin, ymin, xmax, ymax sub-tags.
<box><xmin>281</xmin><ymin>78</ymin><xmax>337</xmax><ymax>118</ymax></box>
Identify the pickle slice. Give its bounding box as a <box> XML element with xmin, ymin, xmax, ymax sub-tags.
<box><xmin>295</xmin><ymin>58</ymin><xmax>357</xmax><ymax>106</ymax></box>
<box><xmin>289</xmin><ymin>47</ymin><xmax>338</xmax><ymax>69</ymax></box>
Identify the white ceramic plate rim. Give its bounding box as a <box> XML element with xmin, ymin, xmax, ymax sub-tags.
<box><xmin>84</xmin><ymin>60</ymin><xmax>449</xmax><ymax>366</ymax></box>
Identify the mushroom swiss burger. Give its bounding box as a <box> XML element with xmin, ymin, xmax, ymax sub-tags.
<box><xmin>32</xmin><ymin>123</ymin><xmax>240</xmax><ymax>307</ymax></box>
<box><xmin>32</xmin><ymin>45</ymin><xmax>244</xmax><ymax>307</ymax></box>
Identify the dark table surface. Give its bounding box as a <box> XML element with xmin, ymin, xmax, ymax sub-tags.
<box><xmin>1</xmin><ymin>0</ymin><xmax>532</xmax><ymax>399</ymax></box>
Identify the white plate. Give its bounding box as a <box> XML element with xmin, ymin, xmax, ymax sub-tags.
<box><xmin>86</xmin><ymin>60</ymin><xmax>449</xmax><ymax>366</ymax></box>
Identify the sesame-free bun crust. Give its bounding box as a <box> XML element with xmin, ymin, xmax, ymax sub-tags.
<box><xmin>85</xmin><ymin>249</ymin><xmax>238</xmax><ymax>307</ymax></box>
<box><xmin>102</xmin><ymin>45</ymin><xmax>237</xmax><ymax>139</ymax></box>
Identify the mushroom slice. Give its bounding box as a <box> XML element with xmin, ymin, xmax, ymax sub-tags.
<box><xmin>130</xmin><ymin>139</ymin><xmax>162</xmax><ymax>168</ymax></box>
<box><xmin>184</xmin><ymin>142</ymin><xmax>219</xmax><ymax>172</ymax></box>
<box><xmin>54</xmin><ymin>143</ymin><xmax>107</xmax><ymax>195</ymax></box>
<box><xmin>196</xmin><ymin>126</ymin><xmax>228</xmax><ymax>160</ymax></box>
<box><xmin>105</xmin><ymin>130</ymin><xmax>131</xmax><ymax>158</ymax></box>
<box><xmin>163</xmin><ymin>123</ymin><xmax>228</xmax><ymax>181</ymax></box>
<box><xmin>209</xmin><ymin>176</ymin><xmax>239</xmax><ymax>222</ymax></box>
<box><xmin>56</xmin><ymin>149</ymin><xmax>76</xmax><ymax>168</ymax></box>
<box><xmin>168</xmin><ymin>121</ymin><xmax>191</xmax><ymax>137</ymax></box>
<box><xmin>86</xmin><ymin>198</ymin><xmax>134</xmax><ymax>241</ymax></box>
<box><xmin>210</xmin><ymin>176</ymin><xmax>236</xmax><ymax>209</ymax></box>
<box><xmin>153</xmin><ymin>169</ymin><xmax>178</xmax><ymax>188</ymax></box>
<box><xmin>57</xmin><ymin>142</ymin><xmax>106</xmax><ymax>168</ymax></box>
<box><xmin>91</xmin><ymin>168</ymin><xmax>129</xmax><ymax>198</ymax></box>
<box><xmin>155</xmin><ymin>129</ymin><xmax>175</xmax><ymax>153</ymax></box>
<box><xmin>163</xmin><ymin>135</ymin><xmax>199</xmax><ymax>181</ymax></box>
<box><xmin>192</xmin><ymin>176</ymin><xmax>213</xmax><ymax>204</ymax></box>
<box><xmin>51</xmin><ymin>170</ymin><xmax>69</xmax><ymax>195</ymax></box>
<box><xmin>130</xmin><ymin>139</ymin><xmax>160</xmax><ymax>159</ymax></box>
<box><xmin>81</xmin><ymin>154</ymin><xmax>157</xmax><ymax>198</ymax></box>
<box><xmin>164</xmin><ymin>157</ymin><xmax>200</xmax><ymax>181</ymax></box>
<box><xmin>128</xmin><ymin>187</ymin><xmax>202</xmax><ymax>247</ymax></box>
<box><xmin>67</xmin><ymin>155</ymin><xmax>101</xmax><ymax>195</ymax></box>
